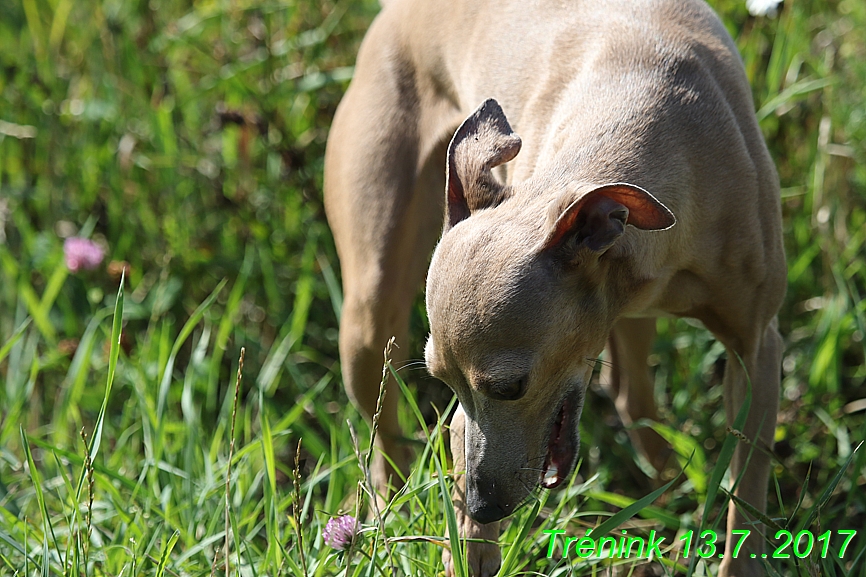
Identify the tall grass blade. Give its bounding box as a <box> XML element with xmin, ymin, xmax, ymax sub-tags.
<box><xmin>89</xmin><ymin>273</ymin><xmax>125</xmax><ymax>461</ymax></box>
<box><xmin>0</xmin><ymin>318</ymin><xmax>31</xmax><ymax>364</ymax></box>
<box><xmin>756</xmin><ymin>78</ymin><xmax>833</xmax><ymax>121</ymax></box>
<box><xmin>318</xmin><ymin>252</ymin><xmax>343</xmax><ymax>321</ymax></box>
<box><xmin>787</xmin><ymin>461</ymin><xmax>812</xmax><ymax>529</ymax></box>
<box><xmin>499</xmin><ymin>498</ymin><xmax>543</xmax><ymax>576</ymax></box>
<box><xmin>20</xmin><ymin>429</ymin><xmax>60</xmax><ymax>564</ymax></box>
<box><xmin>156</xmin><ymin>530</ymin><xmax>180</xmax><ymax>577</ymax></box>
<box><xmin>587</xmin><ymin>474</ymin><xmax>681</xmax><ymax>540</ymax></box>
<box><xmin>795</xmin><ymin>441</ymin><xmax>862</xmax><ymax>534</ymax></box>
<box><xmin>648</xmin><ymin>420</ymin><xmax>708</xmax><ymax>495</ymax></box>
<box><xmin>157</xmin><ymin>278</ymin><xmax>227</xmax><ymax>420</ymax></box>
<box><xmin>260</xmin><ymin>403</ymin><xmax>282</xmax><ymax>570</ymax></box>
<box><xmin>587</xmin><ymin>491</ymin><xmax>680</xmax><ymax>529</ymax></box>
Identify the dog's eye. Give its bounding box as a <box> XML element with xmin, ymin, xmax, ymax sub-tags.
<box><xmin>490</xmin><ymin>377</ymin><xmax>526</xmax><ymax>401</ymax></box>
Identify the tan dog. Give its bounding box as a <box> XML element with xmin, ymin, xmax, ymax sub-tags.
<box><xmin>324</xmin><ymin>0</ymin><xmax>785</xmax><ymax>576</ymax></box>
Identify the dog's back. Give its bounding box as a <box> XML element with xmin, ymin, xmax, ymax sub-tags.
<box><xmin>365</xmin><ymin>0</ymin><xmax>784</xmax><ymax>318</ymax></box>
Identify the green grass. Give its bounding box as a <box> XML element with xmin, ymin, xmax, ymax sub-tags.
<box><xmin>1</xmin><ymin>0</ymin><xmax>865</xmax><ymax>575</ymax></box>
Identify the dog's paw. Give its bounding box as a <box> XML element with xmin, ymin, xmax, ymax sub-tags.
<box><xmin>443</xmin><ymin>539</ymin><xmax>500</xmax><ymax>577</ymax></box>
<box><xmin>718</xmin><ymin>556</ymin><xmax>764</xmax><ymax>577</ymax></box>
<box><xmin>442</xmin><ymin>512</ymin><xmax>500</xmax><ymax>577</ymax></box>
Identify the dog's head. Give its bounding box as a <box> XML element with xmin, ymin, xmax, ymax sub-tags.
<box><xmin>424</xmin><ymin>99</ymin><xmax>675</xmax><ymax>524</ymax></box>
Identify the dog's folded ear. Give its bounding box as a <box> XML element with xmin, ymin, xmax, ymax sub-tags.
<box><xmin>445</xmin><ymin>98</ymin><xmax>522</xmax><ymax>230</ymax></box>
<box><xmin>540</xmin><ymin>183</ymin><xmax>676</xmax><ymax>254</ymax></box>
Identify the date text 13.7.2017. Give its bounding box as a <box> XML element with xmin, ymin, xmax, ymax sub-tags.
<box><xmin>681</xmin><ymin>529</ymin><xmax>857</xmax><ymax>559</ymax></box>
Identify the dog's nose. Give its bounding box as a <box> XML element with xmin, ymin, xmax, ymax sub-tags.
<box><xmin>466</xmin><ymin>475</ymin><xmax>513</xmax><ymax>524</ymax></box>
<box><xmin>467</xmin><ymin>497</ymin><xmax>508</xmax><ymax>524</ymax></box>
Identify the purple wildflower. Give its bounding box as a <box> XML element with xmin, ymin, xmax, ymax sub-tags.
<box><xmin>323</xmin><ymin>515</ymin><xmax>359</xmax><ymax>550</ymax></box>
<box><xmin>64</xmin><ymin>237</ymin><xmax>105</xmax><ymax>273</ymax></box>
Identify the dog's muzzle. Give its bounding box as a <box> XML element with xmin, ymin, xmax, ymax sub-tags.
<box><xmin>466</xmin><ymin>471</ymin><xmax>516</xmax><ymax>524</ymax></box>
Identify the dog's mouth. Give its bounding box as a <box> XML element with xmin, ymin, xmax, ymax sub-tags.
<box><xmin>541</xmin><ymin>394</ymin><xmax>577</xmax><ymax>489</ymax></box>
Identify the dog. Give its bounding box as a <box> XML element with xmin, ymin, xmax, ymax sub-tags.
<box><xmin>323</xmin><ymin>0</ymin><xmax>785</xmax><ymax>575</ymax></box>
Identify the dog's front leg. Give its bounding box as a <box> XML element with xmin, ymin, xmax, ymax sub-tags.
<box><xmin>444</xmin><ymin>405</ymin><xmax>501</xmax><ymax>577</ymax></box>
<box><xmin>718</xmin><ymin>318</ymin><xmax>782</xmax><ymax>577</ymax></box>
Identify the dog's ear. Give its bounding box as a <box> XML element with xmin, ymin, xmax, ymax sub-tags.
<box><xmin>445</xmin><ymin>98</ymin><xmax>522</xmax><ymax>230</ymax></box>
<box><xmin>541</xmin><ymin>183</ymin><xmax>675</xmax><ymax>254</ymax></box>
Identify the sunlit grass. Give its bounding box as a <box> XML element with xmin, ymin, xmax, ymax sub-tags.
<box><xmin>1</xmin><ymin>277</ymin><xmax>863</xmax><ymax>575</ymax></box>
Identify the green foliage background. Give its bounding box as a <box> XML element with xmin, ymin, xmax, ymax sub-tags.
<box><xmin>0</xmin><ymin>0</ymin><xmax>864</xmax><ymax>575</ymax></box>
